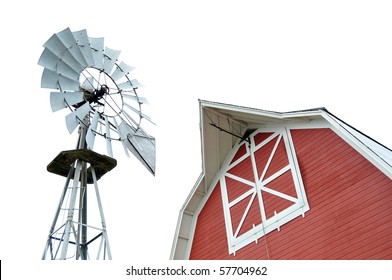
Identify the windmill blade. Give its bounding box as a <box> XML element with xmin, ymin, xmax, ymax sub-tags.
<box><xmin>55</xmin><ymin>27</ymin><xmax>88</xmax><ymax>68</ymax></box>
<box><xmin>65</xmin><ymin>102</ymin><xmax>91</xmax><ymax>134</ymax></box>
<box><xmin>72</xmin><ymin>29</ymin><xmax>95</xmax><ymax>67</ymax></box>
<box><xmin>50</xmin><ymin>91</ymin><xmax>84</xmax><ymax>112</ymax></box>
<box><xmin>104</xmin><ymin>116</ymin><xmax>113</xmax><ymax>157</ymax></box>
<box><xmin>103</xmin><ymin>47</ymin><xmax>121</xmax><ymax>74</ymax></box>
<box><xmin>38</xmin><ymin>48</ymin><xmax>80</xmax><ymax>81</ymax></box>
<box><xmin>122</xmin><ymin>108</ymin><xmax>140</xmax><ymax>128</ymax></box>
<box><xmin>86</xmin><ymin>110</ymin><xmax>100</xmax><ymax>149</ymax></box>
<box><xmin>117</xmin><ymin>79</ymin><xmax>142</xmax><ymax>90</ymax></box>
<box><xmin>124</xmin><ymin>103</ymin><xmax>156</xmax><ymax>125</ymax></box>
<box><xmin>81</xmin><ymin>77</ymin><xmax>95</xmax><ymax>93</ymax></box>
<box><xmin>125</xmin><ymin>130</ymin><xmax>156</xmax><ymax>176</ymax></box>
<box><xmin>43</xmin><ymin>30</ymin><xmax>84</xmax><ymax>73</ymax></box>
<box><xmin>129</xmin><ymin>79</ymin><xmax>143</xmax><ymax>88</ymax></box>
<box><xmin>89</xmin><ymin>37</ymin><xmax>104</xmax><ymax>69</ymax></box>
<box><xmin>123</xmin><ymin>94</ymin><xmax>149</xmax><ymax>105</ymax></box>
<box><xmin>41</xmin><ymin>69</ymin><xmax>80</xmax><ymax>91</ymax></box>
<box><xmin>111</xmin><ymin>61</ymin><xmax>135</xmax><ymax>81</ymax></box>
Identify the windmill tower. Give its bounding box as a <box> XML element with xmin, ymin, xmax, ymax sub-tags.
<box><xmin>38</xmin><ymin>27</ymin><xmax>155</xmax><ymax>260</ymax></box>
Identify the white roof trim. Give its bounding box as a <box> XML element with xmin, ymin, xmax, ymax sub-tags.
<box><xmin>321</xmin><ymin>110</ymin><xmax>392</xmax><ymax>178</ymax></box>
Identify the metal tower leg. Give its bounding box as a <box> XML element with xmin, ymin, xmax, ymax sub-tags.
<box><xmin>60</xmin><ymin>158</ymin><xmax>83</xmax><ymax>259</ymax></box>
<box><xmin>42</xmin><ymin>167</ymin><xmax>74</xmax><ymax>260</ymax></box>
<box><xmin>91</xmin><ymin>165</ymin><xmax>112</xmax><ymax>260</ymax></box>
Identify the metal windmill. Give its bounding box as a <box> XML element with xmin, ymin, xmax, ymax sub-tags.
<box><xmin>38</xmin><ymin>27</ymin><xmax>155</xmax><ymax>260</ymax></box>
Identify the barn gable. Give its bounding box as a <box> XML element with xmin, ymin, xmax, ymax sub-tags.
<box><xmin>170</xmin><ymin>100</ymin><xmax>392</xmax><ymax>260</ymax></box>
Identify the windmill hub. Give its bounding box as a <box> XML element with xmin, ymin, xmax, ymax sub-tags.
<box><xmin>78</xmin><ymin>67</ymin><xmax>124</xmax><ymax>118</ymax></box>
<box><xmin>89</xmin><ymin>84</ymin><xmax>109</xmax><ymax>105</ymax></box>
<box><xmin>94</xmin><ymin>84</ymin><xmax>109</xmax><ymax>100</ymax></box>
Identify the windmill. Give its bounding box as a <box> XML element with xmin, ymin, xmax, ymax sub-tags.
<box><xmin>38</xmin><ymin>27</ymin><xmax>155</xmax><ymax>260</ymax></box>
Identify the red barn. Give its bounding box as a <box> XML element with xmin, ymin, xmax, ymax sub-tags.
<box><xmin>170</xmin><ymin>100</ymin><xmax>392</xmax><ymax>260</ymax></box>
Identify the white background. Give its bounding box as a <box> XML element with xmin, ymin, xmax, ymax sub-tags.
<box><xmin>1</xmin><ymin>0</ymin><xmax>392</xmax><ymax>278</ymax></box>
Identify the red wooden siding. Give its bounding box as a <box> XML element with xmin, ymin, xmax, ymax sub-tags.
<box><xmin>189</xmin><ymin>128</ymin><xmax>392</xmax><ymax>259</ymax></box>
<box><xmin>263</xmin><ymin>171</ymin><xmax>296</xmax><ymax>220</ymax></box>
<box><xmin>264</xmin><ymin>136</ymin><xmax>289</xmax><ymax>178</ymax></box>
<box><xmin>228</xmin><ymin>156</ymin><xmax>254</xmax><ymax>182</ymax></box>
<box><xmin>230</xmin><ymin>143</ymin><xmax>247</xmax><ymax>164</ymax></box>
<box><xmin>254</xmin><ymin>134</ymin><xmax>279</xmax><ymax>176</ymax></box>
<box><xmin>189</xmin><ymin>181</ymin><xmax>235</xmax><ymax>259</ymax></box>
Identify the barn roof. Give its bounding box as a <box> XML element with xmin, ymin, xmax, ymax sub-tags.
<box><xmin>170</xmin><ymin>99</ymin><xmax>392</xmax><ymax>260</ymax></box>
